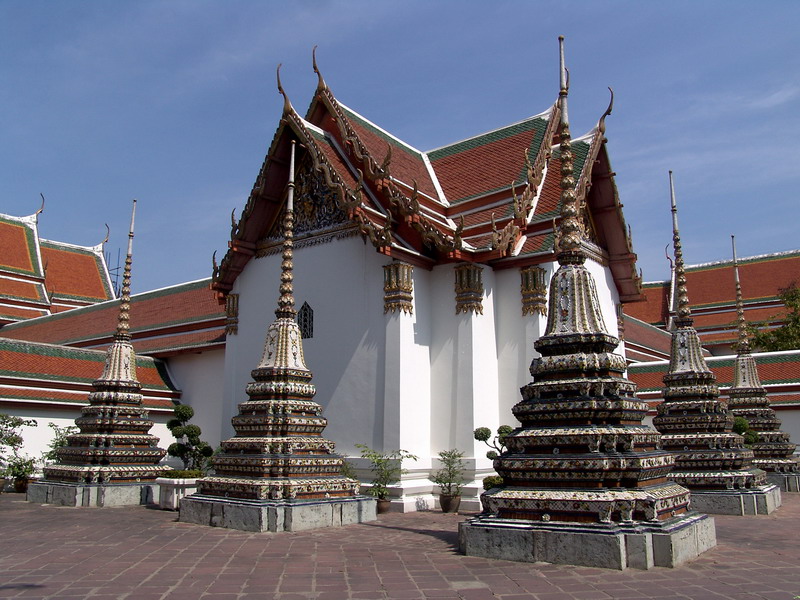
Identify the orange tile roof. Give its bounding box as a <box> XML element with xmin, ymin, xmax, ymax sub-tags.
<box><xmin>0</xmin><ymin>338</ymin><xmax>180</xmax><ymax>411</ymax></box>
<box><xmin>1</xmin><ymin>279</ymin><xmax>225</xmax><ymax>356</ymax></box>
<box><xmin>40</xmin><ymin>241</ymin><xmax>113</xmax><ymax>302</ymax></box>
<box><xmin>0</xmin><ymin>216</ymin><xmax>39</xmax><ymax>276</ymax></box>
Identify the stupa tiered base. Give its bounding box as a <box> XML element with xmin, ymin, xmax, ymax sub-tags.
<box><xmin>460</xmin><ymin>486</ymin><xmax>715</xmax><ymax>570</ymax></box>
<box><xmin>27</xmin><ymin>479</ymin><xmax>163</xmax><ymax>507</ymax></box>
<box><xmin>179</xmin><ymin>493</ymin><xmax>376</xmax><ymax>532</ymax></box>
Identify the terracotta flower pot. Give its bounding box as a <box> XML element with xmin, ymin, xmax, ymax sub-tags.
<box><xmin>13</xmin><ymin>477</ymin><xmax>29</xmax><ymax>494</ymax></box>
<box><xmin>439</xmin><ymin>494</ymin><xmax>461</xmax><ymax>513</ymax></box>
<box><xmin>376</xmin><ymin>498</ymin><xmax>392</xmax><ymax>514</ymax></box>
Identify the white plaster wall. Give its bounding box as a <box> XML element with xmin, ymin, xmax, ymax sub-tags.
<box><xmin>429</xmin><ymin>264</ymin><xmax>500</xmax><ymax>471</ymax></box>
<box><xmin>585</xmin><ymin>258</ymin><xmax>625</xmax><ymax>356</ymax></box>
<box><xmin>165</xmin><ymin>349</ymin><xmax>225</xmax><ymax>448</ymax></box>
<box><xmin>775</xmin><ymin>408</ymin><xmax>800</xmax><ymax>450</ymax></box>
<box><xmin>225</xmin><ymin>236</ymin><xmax>388</xmax><ymax>457</ymax></box>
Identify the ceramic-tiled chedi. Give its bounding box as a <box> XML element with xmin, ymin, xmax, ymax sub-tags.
<box><xmin>727</xmin><ymin>237</ymin><xmax>798</xmax><ymax>477</ymax></box>
<box><xmin>481</xmin><ymin>43</ymin><xmax>691</xmax><ymax>527</ymax></box>
<box><xmin>43</xmin><ymin>200</ymin><xmax>170</xmax><ymax>485</ymax></box>
<box><xmin>653</xmin><ymin>175</ymin><xmax>767</xmax><ymax>493</ymax></box>
<box><xmin>196</xmin><ymin>140</ymin><xmax>359</xmax><ymax>503</ymax></box>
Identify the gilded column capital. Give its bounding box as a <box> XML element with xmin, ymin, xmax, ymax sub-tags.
<box><xmin>383</xmin><ymin>262</ymin><xmax>414</xmax><ymax>314</ymax></box>
<box><xmin>454</xmin><ymin>263</ymin><xmax>484</xmax><ymax>315</ymax></box>
<box><xmin>520</xmin><ymin>266</ymin><xmax>547</xmax><ymax>316</ymax></box>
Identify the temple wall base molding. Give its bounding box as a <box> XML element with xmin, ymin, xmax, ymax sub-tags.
<box><xmin>26</xmin><ymin>481</ymin><xmax>158</xmax><ymax>507</ymax></box>
<box><xmin>458</xmin><ymin>512</ymin><xmax>715</xmax><ymax>570</ymax></box>
<box><xmin>766</xmin><ymin>472</ymin><xmax>800</xmax><ymax>492</ymax></box>
<box><xmin>178</xmin><ymin>494</ymin><xmax>376</xmax><ymax>532</ymax></box>
<box><xmin>688</xmin><ymin>485</ymin><xmax>781</xmax><ymax>515</ymax></box>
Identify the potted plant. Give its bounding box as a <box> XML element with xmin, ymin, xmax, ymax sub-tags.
<box><xmin>474</xmin><ymin>425</ymin><xmax>512</xmax><ymax>491</ymax></box>
<box><xmin>355</xmin><ymin>444</ymin><xmax>417</xmax><ymax>513</ymax></box>
<box><xmin>431</xmin><ymin>448</ymin><xmax>466</xmax><ymax>513</ymax></box>
<box><xmin>1</xmin><ymin>414</ymin><xmax>37</xmax><ymax>493</ymax></box>
<box><xmin>6</xmin><ymin>455</ymin><xmax>37</xmax><ymax>493</ymax></box>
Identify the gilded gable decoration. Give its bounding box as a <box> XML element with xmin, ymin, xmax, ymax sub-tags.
<box><xmin>225</xmin><ymin>293</ymin><xmax>239</xmax><ymax>335</ymax></box>
<box><xmin>383</xmin><ymin>262</ymin><xmax>414</xmax><ymax>315</ymax></box>
<box><xmin>520</xmin><ymin>266</ymin><xmax>547</xmax><ymax>316</ymax></box>
<box><xmin>454</xmin><ymin>264</ymin><xmax>483</xmax><ymax>315</ymax></box>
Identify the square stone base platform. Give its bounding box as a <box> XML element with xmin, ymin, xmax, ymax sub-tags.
<box><xmin>767</xmin><ymin>472</ymin><xmax>800</xmax><ymax>493</ymax></box>
<box><xmin>459</xmin><ymin>512</ymin><xmax>715</xmax><ymax>570</ymax></box>
<box><xmin>179</xmin><ymin>494</ymin><xmax>377</xmax><ymax>532</ymax></box>
<box><xmin>689</xmin><ymin>484</ymin><xmax>781</xmax><ymax>515</ymax></box>
<box><xmin>26</xmin><ymin>481</ymin><xmax>157</xmax><ymax>507</ymax></box>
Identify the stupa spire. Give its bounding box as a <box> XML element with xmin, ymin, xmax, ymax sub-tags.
<box><xmin>460</xmin><ymin>38</ymin><xmax>712</xmax><ymax>570</ymax></box>
<box><xmin>653</xmin><ymin>174</ymin><xmax>775</xmax><ymax>514</ymax></box>
<box><xmin>554</xmin><ymin>35</ymin><xmax>585</xmax><ymax>266</ymax></box>
<box><xmin>32</xmin><ymin>199</ymin><xmax>170</xmax><ymax>502</ymax></box>
<box><xmin>731</xmin><ymin>236</ymin><xmax>751</xmax><ymax>355</ymax></box>
<box><xmin>727</xmin><ymin>235</ymin><xmax>798</xmax><ymax>483</ymax></box>
<box><xmin>669</xmin><ymin>171</ymin><xmax>692</xmax><ymax>326</ymax></box>
<box><xmin>181</xmin><ymin>133</ymin><xmax>368</xmax><ymax>530</ymax></box>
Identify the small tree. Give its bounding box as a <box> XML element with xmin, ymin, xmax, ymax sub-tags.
<box><xmin>752</xmin><ymin>283</ymin><xmax>800</xmax><ymax>351</ymax></box>
<box><xmin>166</xmin><ymin>405</ymin><xmax>213</xmax><ymax>473</ymax></box>
<box><xmin>0</xmin><ymin>414</ymin><xmax>38</xmax><ymax>485</ymax></box>
<box><xmin>355</xmin><ymin>444</ymin><xmax>418</xmax><ymax>500</ymax></box>
<box><xmin>431</xmin><ymin>448</ymin><xmax>466</xmax><ymax>496</ymax></box>
<box><xmin>41</xmin><ymin>422</ymin><xmax>79</xmax><ymax>465</ymax></box>
<box><xmin>473</xmin><ymin>425</ymin><xmax>513</xmax><ymax>460</ymax></box>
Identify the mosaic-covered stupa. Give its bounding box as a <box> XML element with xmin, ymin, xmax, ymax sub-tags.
<box><xmin>459</xmin><ymin>38</ymin><xmax>714</xmax><ymax>570</ymax></box>
<box><xmin>180</xmin><ymin>138</ymin><xmax>373</xmax><ymax>532</ymax></box>
<box><xmin>652</xmin><ymin>174</ymin><xmax>779</xmax><ymax>515</ymax></box>
<box><xmin>27</xmin><ymin>200</ymin><xmax>170</xmax><ymax>506</ymax></box>
<box><xmin>726</xmin><ymin>236</ymin><xmax>799</xmax><ymax>491</ymax></box>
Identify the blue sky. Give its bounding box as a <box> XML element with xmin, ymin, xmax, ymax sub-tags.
<box><xmin>2</xmin><ymin>1</ymin><xmax>799</xmax><ymax>294</ymax></box>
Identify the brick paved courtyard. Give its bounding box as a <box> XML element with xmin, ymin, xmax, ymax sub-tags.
<box><xmin>1</xmin><ymin>492</ymin><xmax>799</xmax><ymax>600</ymax></box>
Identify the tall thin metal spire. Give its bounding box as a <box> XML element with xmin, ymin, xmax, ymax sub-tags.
<box><xmin>276</xmin><ymin>141</ymin><xmax>297</xmax><ymax>319</ymax></box>
<box><xmin>555</xmin><ymin>35</ymin><xmax>584</xmax><ymax>265</ymax></box>
<box><xmin>115</xmin><ymin>199</ymin><xmax>136</xmax><ymax>341</ymax></box>
<box><xmin>669</xmin><ymin>171</ymin><xmax>692</xmax><ymax>325</ymax></box>
<box><xmin>731</xmin><ymin>235</ymin><xmax>750</xmax><ymax>354</ymax></box>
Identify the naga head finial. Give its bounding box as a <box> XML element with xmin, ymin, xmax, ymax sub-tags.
<box><xmin>598</xmin><ymin>87</ymin><xmax>614</xmax><ymax>135</ymax></box>
<box><xmin>312</xmin><ymin>45</ymin><xmax>327</xmax><ymax>92</ymax></box>
<box><xmin>277</xmin><ymin>63</ymin><xmax>293</xmax><ymax>115</ymax></box>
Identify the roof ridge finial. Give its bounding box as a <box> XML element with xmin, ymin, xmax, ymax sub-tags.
<box><xmin>731</xmin><ymin>235</ymin><xmax>751</xmax><ymax>354</ymax></box>
<box><xmin>669</xmin><ymin>171</ymin><xmax>692</xmax><ymax>326</ymax></box>
<box><xmin>554</xmin><ymin>35</ymin><xmax>585</xmax><ymax>265</ymax></box>
<box><xmin>276</xmin><ymin>63</ymin><xmax>293</xmax><ymax>115</ymax></box>
<box><xmin>275</xmin><ymin>140</ymin><xmax>297</xmax><ymax>319</ymax></box>
<box><xmin>115</xmin><ymin>199</ymin><xmax>136</xmax><ymax>341</ymax></box>
<box><xmin>312</xmin><ymin>45</ymin><xmax>327</xmax><ymax>93</ymax></box>
<box><xmin>598</xmin><ymin>87</ymin><xmax>614</xmax><ymax>135</ymax></box>
<box><xmin>34</xmin><ymin>193</ymin><xmax>45</xmax><ymax>223</ymax></box>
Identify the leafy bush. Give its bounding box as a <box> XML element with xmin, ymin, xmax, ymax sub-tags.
<box><xmin>732</xmin><ymin>416</ymin><xmax>759</xmax><ymax>446</ymax></box>
<box><xmin>41</xmin><ymin>422</ymin><xmax>79</xmax><ymax>465</ymax></box>
<box><xmin>0</xmin><ymin>414</ymin><xmax>37</xmax><ymax>481</ymax></box>
<box><xmin>355</xmin><ymin>444</ymin><xmax>418</xmax><ymax>500</ymax></box>
<box><xmin>482</xmin><ymin>475</ymin><xmax>504</xmax><ymax>490</ymax></box>
<box><xmin>160</xmin><ymin>469</ymin><xmax>203</xmax><ymax>479</ymax></box>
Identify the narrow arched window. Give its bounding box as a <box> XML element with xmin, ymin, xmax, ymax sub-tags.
<box><xmin>297</xmin><ymin>302</ymin><xmax>313</xmax><ymax>339</ymax></box>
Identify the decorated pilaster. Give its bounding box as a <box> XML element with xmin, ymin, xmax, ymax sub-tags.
<box><xmin>181</xmin><ymin>138</ymin><xmax>375</xmax><ymax>531</ymax></box>
<box><xmin>727</xmin><ymin>236</ymin><xmax>799</xmax><ymax>491</ymax></box>
<box><xmin>459</xmin><ymin>38</ymin><xmax>714</xmax><ymax>570</ymax></box>
<box><xmin>652</xmin><ymin>173</ymin><xmax>779</xmax><ymax>514</ymax></box>
<box><xmin>28</xmin><ymin>200</ymin><xmax>170</xmax><ymax>507</ymax></box>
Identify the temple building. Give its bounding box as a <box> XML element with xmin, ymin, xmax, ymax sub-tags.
<box><xmin>3</xmin><ymin>49</ymin><xmax>798</xmax><ymax>512</ymax></box>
